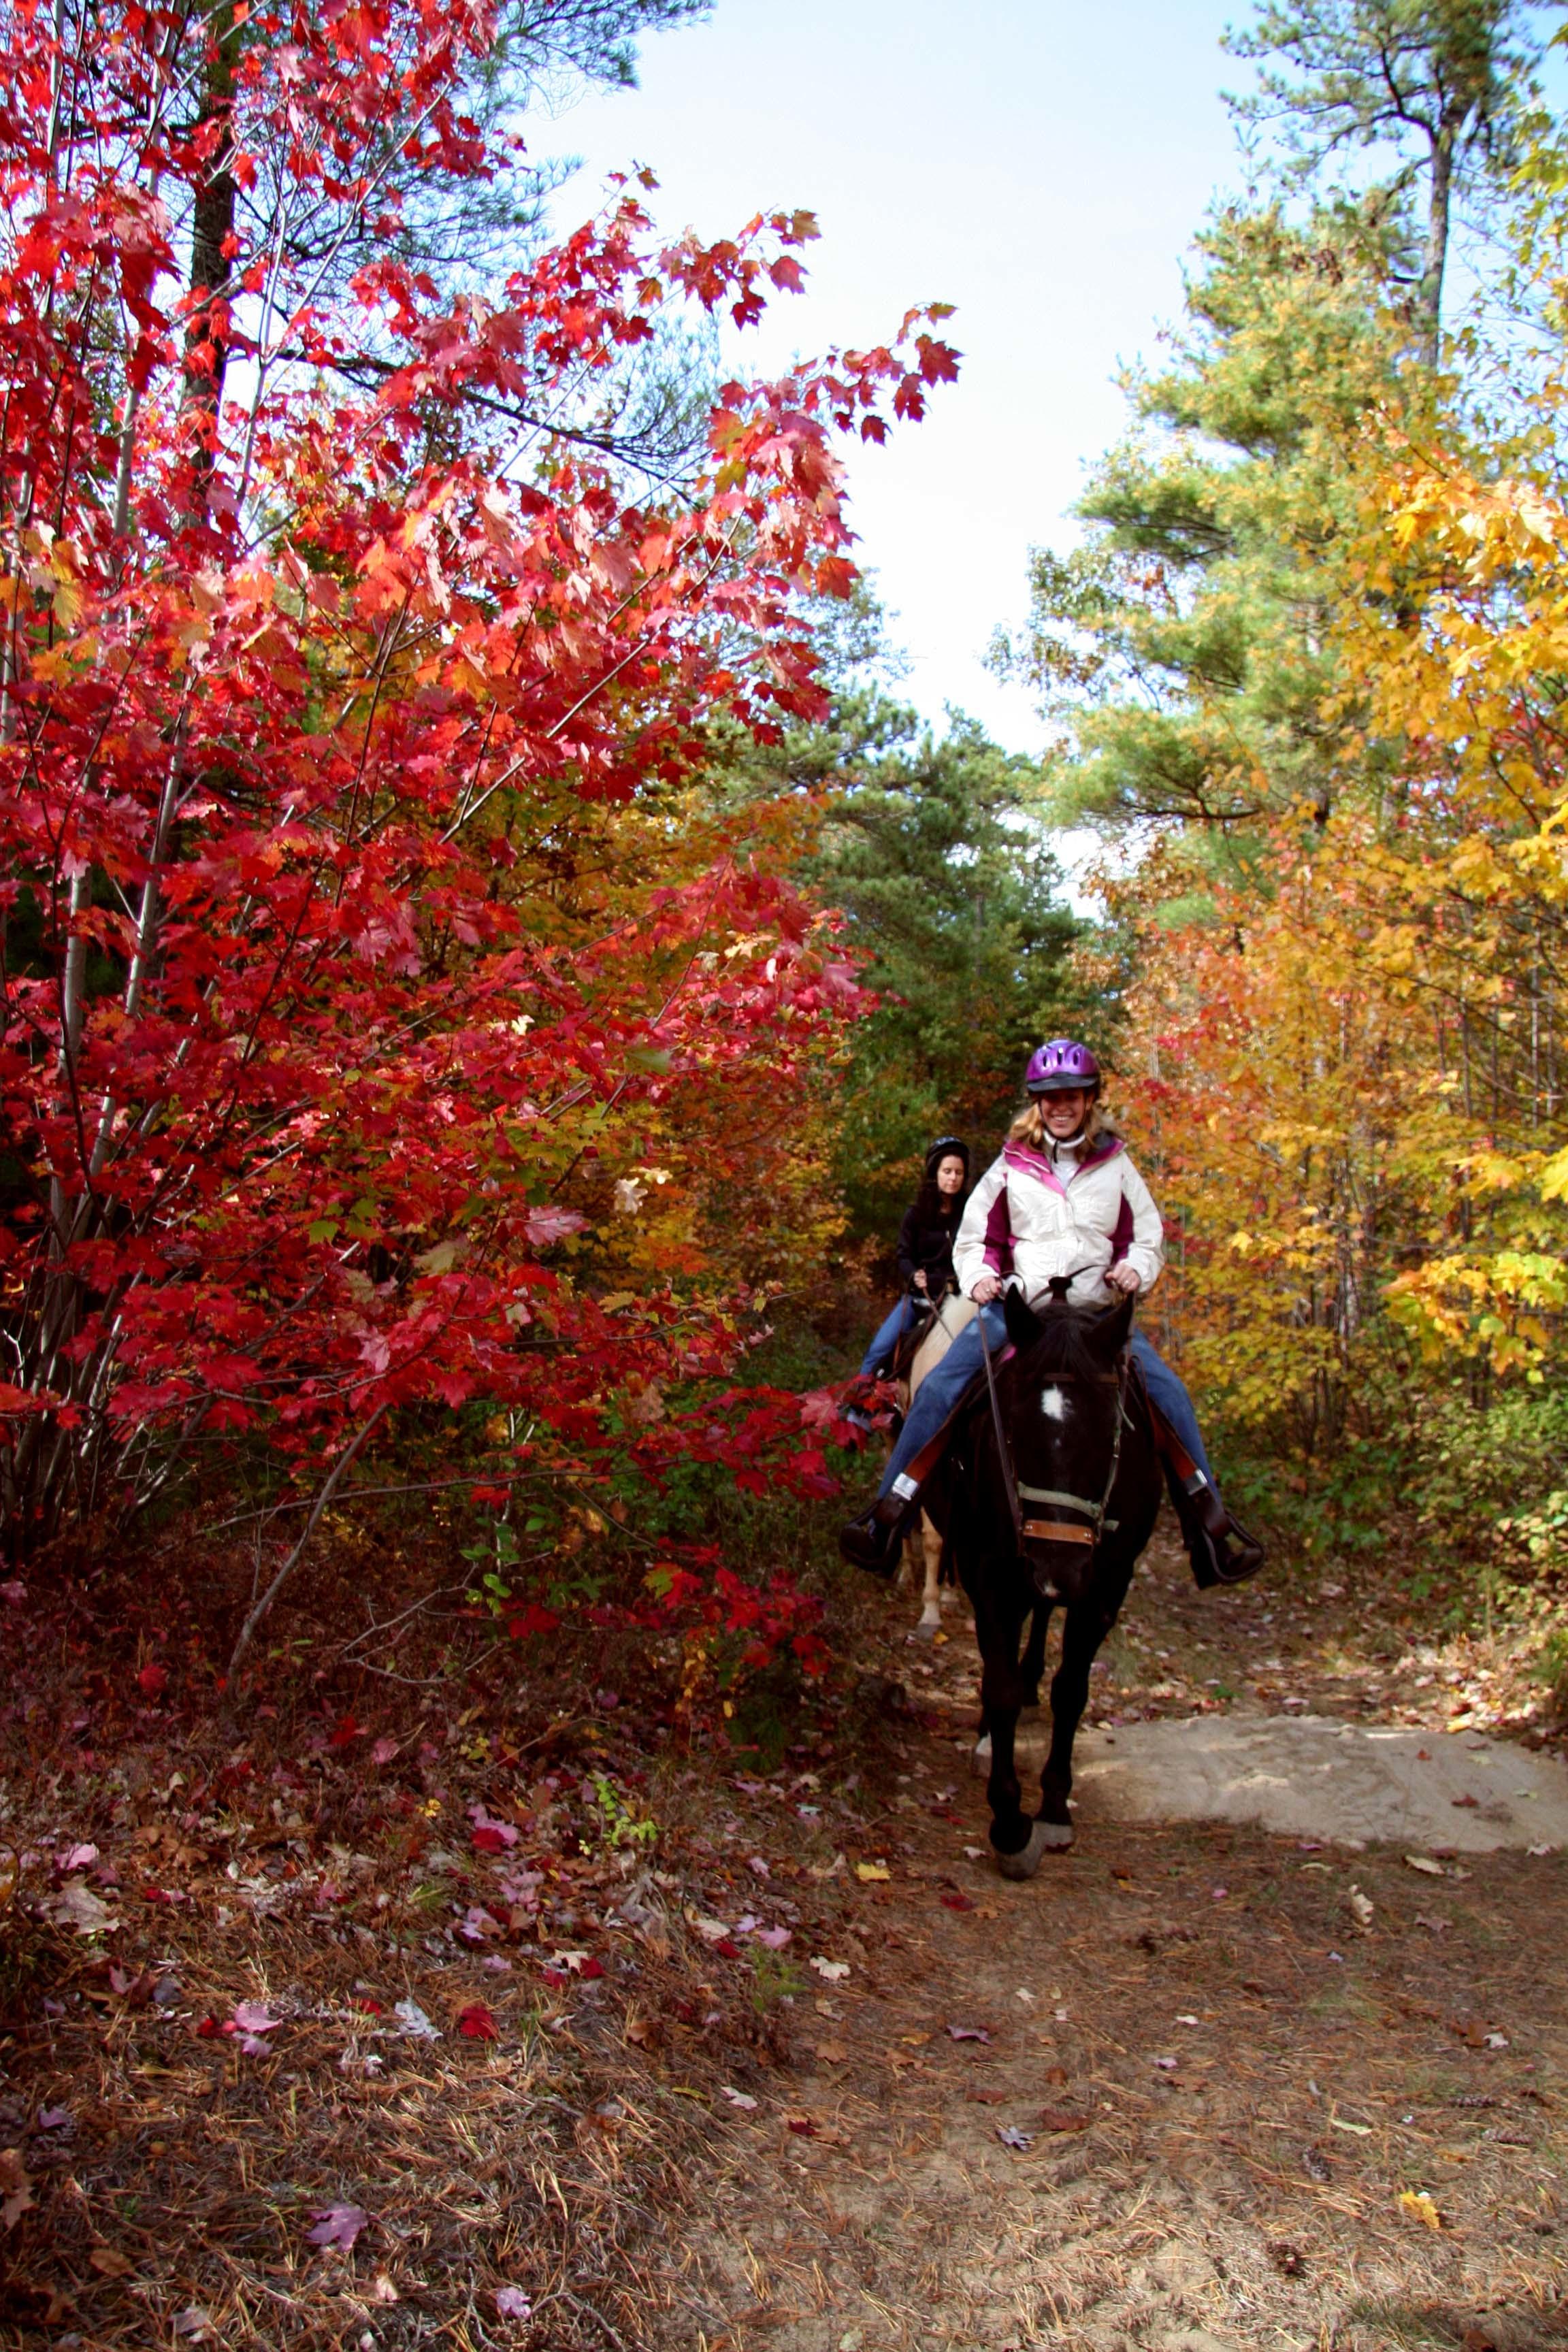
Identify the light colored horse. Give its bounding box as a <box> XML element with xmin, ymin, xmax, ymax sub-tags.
<box><xmin>896</xmin><ymin>1290</ymin><xmax>977</xmax><ymax>1639</ymax></box>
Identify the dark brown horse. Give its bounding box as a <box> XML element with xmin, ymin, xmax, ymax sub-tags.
<box><xmin>924</xmin><ymin>1286</ymin><xmax>1162</xmax><ymax>1878</ymax></box>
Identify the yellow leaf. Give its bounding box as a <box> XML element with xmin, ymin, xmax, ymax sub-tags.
<box><xmin>855</xmin><ymin>1861</ymin><xmax>891</xmax><ymax>1882</ymax></box>
<box><xmin>1399</xmin><ymin>2190</ymin><xmax>1442</xmax><ymax>2232</ymax></box>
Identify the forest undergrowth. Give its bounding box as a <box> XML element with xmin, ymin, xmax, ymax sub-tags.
<box><xmin>3</xmin><ymin>1381</ymin><xmax>1567</xmax><ymax>2350</ymax></box>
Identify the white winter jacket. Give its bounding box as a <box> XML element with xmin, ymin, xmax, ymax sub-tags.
<box><xmin>952</xmin><ymin>1132</ymin><xmax>1164</xmax><ymax>1310</ymax></box>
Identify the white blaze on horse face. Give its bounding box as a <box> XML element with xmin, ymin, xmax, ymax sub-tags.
<box><xmin>1039</xmin><ymin>1386</ymin><xmax>1070</xmax><ymax>1423</ymax></box>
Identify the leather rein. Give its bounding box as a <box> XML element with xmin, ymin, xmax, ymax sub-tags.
<box><xmin>976</xmin><ymin>1303</ymin><xmax>1132</xmax><ymax>1567</ymax></box>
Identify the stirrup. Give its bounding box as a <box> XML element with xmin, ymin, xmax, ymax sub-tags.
<box><xmin>838</xmin><ymin>1490</ymin><xmax>916</xmax><ymax>1578</ymax></box>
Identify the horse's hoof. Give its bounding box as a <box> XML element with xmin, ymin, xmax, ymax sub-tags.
<box><xmin>971</xmin><ymin>1733</ymin><xmax>992</xmax><ymax>1777</ymax></box>
<box><xmin>913</xmin><ymin>1617</ymin><xmax>939</xmax><ymax>1644</ymax></box>
<box><xmin>1034</xmin><ymin>1816</ymin><xmax>1074</xmax><ymax>1851</ymax></box>
<box><xmin>995</xmin><ymin>1821</ymin><xmax>1052</xmax><ymax>1880</ymax></box>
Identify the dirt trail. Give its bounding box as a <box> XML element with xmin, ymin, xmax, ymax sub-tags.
<box><xmin>689</xmin><ymin>1533</ymin><xmax>1568</xmax><ymax>2351</ymax></box>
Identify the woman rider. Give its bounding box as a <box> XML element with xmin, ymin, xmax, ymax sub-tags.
<box><xmin>838</xmin><ymin>1039</ymin><xmax>1263</xmax><ymax>1588</ymax></box>
<box><xmin>853</xmin><ymin>1136</ymin><xmax>970</xmax><ymax>1386</ymax></box>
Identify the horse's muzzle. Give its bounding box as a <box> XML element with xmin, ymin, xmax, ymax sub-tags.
<box><xmin>1024</xmin><ymin>1541</ymin><xmax>1095</xmax><ymax>1607</ymax></box>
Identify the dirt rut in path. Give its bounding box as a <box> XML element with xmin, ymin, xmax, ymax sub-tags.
<box><xmin>688</xmin><ymin>1536</ymin><xmax>1568</xmax><ymax>2351</ymax></box>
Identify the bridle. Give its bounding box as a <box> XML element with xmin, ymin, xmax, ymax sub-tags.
<box><xmin>976</xmin><ymin>1303</ymin><xmax>1132</xmax><ymax>1573</ymax></box>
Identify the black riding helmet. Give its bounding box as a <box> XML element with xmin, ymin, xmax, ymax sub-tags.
<box><xmin>924</xmin><ymin>1134</ymin><xmax>969</xmax><ymax>1183</ymax></box>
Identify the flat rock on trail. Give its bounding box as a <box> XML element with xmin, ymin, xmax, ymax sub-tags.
<box><xmin>1072</xmin><ymin>1716</ymin><xmax>1568</xmax><ymax>1852</ymax></box>
<box><xmin>687</xmin><ymin>1529</ymin><xmax>1568</xmax><ymax>2351</ymax></box>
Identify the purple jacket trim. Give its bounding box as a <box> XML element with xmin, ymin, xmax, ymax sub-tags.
<box><xmin>982</xmin><ymin>1183</ymin><xmax>1013</xmax><ymax>1274</ymax></box>
<box><xmin>1004</xmin><ymin>1134</ymin><xmax>1126</xmax><ymax>1191</ymax></box>
<box><xmin>1109</xmin><ymin>1192</ymin><xmax>1134</xmax><ymax>1260</ymax></box>
<box><xmin>1002</xmin><ymin>1141</ymin><xmax>1066</xmax><ymax>1196</ymax></box>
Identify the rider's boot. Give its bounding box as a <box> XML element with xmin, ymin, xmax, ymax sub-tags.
<box><xmin>839</xmin><ymin>1352</ymin><xmax>982</xmax><ymax>1578</ymax></box>
<box><xmin>1166</xmin><ymin>1462</ymin><xmax>1265</xmax><ymax>1588</ymax></box>
<box><xmin>838</xmin><ymin>1490</ymin><xmax>916</xmax><ymax>1577</ymax></box>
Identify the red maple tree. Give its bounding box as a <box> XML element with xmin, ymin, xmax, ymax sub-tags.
<box><xmin>0</xmin><ymin>0</ymin><xmax>958</xmax><ymax>1667</ymax></box>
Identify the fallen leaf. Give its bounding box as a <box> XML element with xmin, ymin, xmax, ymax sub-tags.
<box><xmin>996</xmin><ymin>2125</ymin><xmax>1034</xmax><ymax>2151</ymax></box>
<box><xmin>946</xmin><ymin>2023</ymin><xmax>990</xmax><ymax>2043</ymax></box>
<box><xmin>370</xmin><ymin>1737</ymin><xmax>399</xmax><ymax>1766</ymax></box>
<box><xmin>88</xmin><ymin>2244</ymin><xmax>135</xmax><ymax>2278</ymax></box>
<box><xmin>1452</xmin><ymin>1793</ymin><xmax>1480</xmax><ymax>1809</ymax></box>
<box><xmin>1405</xmin><ymin>1855</ymin><xmax>1446</xmax><ymax>1876</ymax></box>
<box><xmin>855</xmin><ymin>1861</ymin><xmax>891</xmax><ymax>1882</ymax></box>
<box><xmin>720</xmin><ymin>2086</ymin><xmax>758</xmax><ymax>2110</ymax></box>
<box><xmin>941</xmin><ymin>1891</ymin><xmax>977</xmax><ymax>1912</ymax></box>
<box><xmin>495</xmin><ymin>2285</ymin><xmax>533</xmax><ymax>2319</ymax></box>
<box><xmin>457</xmin><ymin>2004</ymin><xmax>497</xmax><ymax>2041</ymax></box>
<box><xmin>688</xmin><ymin>1913</ymin><xmax>733</xmax><ymax>1944</ymax></box>
<box><xmin>1527</xmin><ymin>1843</ymin><xmax>1557</xmax><ymax>1857</ymax></box>
<box><xmin>306</xmin><ymin>2202</ymin><xmax>368</xmax><ymax>2250</ymax></box>
<box><xmin>624</xmin><ymin>2015</ymin><xmax>659</xmax><ymax>2048</ymax></box>
<box><xmin>898</xmin><ymin>2031</ymin><xmax>931</xmax><ymax>2046</ymax></box>
<box><xmin>1399</xmin><ymin>2189</ymin><xmax>1442</xmax><ymax>2232</ymax></box>
<box><xmin>1</xmin><ymin>2149</ymin><xmax>35</xmax><ymax>2232</ymax></box>
<box><xmin>393</xmin><ymin>1999</ymin><xmax>440</xmax><ymax>2040</ymax></box>
<box><xmin>753</xmin><ymin>1925</ymin><xmax>791</xmax><ymax>1949</ymax></box>
<box><xmin>1333</xmin><ymin>2117</ymin><xmax>1373</xmax><ymax>2136</ymax></box>
<box><xmin>968</xmin><ymin>2087</ymin><xmax>1007</xmax><ymax>2104</ymax></box>
<box><xmin>808</xmin><ymin>1957</ymin><xmax>850</xmax><ymax>1981</ymax></box>
<box><xmin>45</xmin><ymin>1876</ymin><xmax>119</xmax><ymax>1936</ymax></box>
<box><xmin>1484</xmin><ymin>2031</ymin><xmax>1509</xmax><ymax>2049</ymax></box>
<box><xmin>232</xmin><ymin>2000</ymin><xmax>280</xmax><ymax>2036</ymax></box>
<box><xmin>1348</xmin><ymin>1888</ymin><xmax>1374</xmax><ymax>1928</ymax></box>
<box><xmin>368</xmin><ymin>2271</ymin><xmax>399</xmax><ymax>2304</ymax></box>
<box><xmin>1039</xmin><ymin>2108</ymin><xmax>1092</xmax><ymax>2133</ymax></box>
<box><xmin>35</xmin><ymin>2106</ymin><xmax>71</xmax><ymax>2132</ymax></box>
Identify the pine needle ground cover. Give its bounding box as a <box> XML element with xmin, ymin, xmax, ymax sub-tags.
<box><xmin>3</xmin><ymin>1530</ymin><xmax>1567</xmax><ymax>2351</ymax></box>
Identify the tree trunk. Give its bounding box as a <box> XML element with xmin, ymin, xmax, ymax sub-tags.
<box><xmin>182</xmin><ymin>0</ymin><xmax>241</xmax><ymax>485</ymax></box>
<box><xmin>1416</xmin><ymin>119</ymin><xmax>1455</xmax><ymax>367</ymax></box>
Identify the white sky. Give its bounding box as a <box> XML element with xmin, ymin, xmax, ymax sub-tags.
<box><xmin>538</xmin><ymin>0</ymin><xmax>1246</xmax><ymax>755</ymax></box>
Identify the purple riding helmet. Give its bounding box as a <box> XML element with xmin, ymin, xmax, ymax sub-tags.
<box><xmin>1024</xmin><ymin>1037</ymin><xmax>1102</xmax><ymax>1097</ymax></box>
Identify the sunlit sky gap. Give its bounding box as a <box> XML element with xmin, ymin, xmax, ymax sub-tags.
<box><xmin>538</xmin><ymin>1</ymin><xmax>1250</xmax><ymax>756</ymax></box>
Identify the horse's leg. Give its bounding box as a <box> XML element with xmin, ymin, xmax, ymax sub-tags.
<box><xmin>971</xmin><ymin>1580</ymin><xmax>1051</xmax><ymax>1876</ymax></box>
<box><xmin>914</xmin><ymin>1514</ymin><xmax>943</xmax><ymax>1637</ymax></box>
<box><xmin>1037</xmin><ymin>1572</ymin><xmax>1130</xmax><ymax>1849</ymax></box>
<box><xmin>1019</xmin><ymin>1595</ymin><xmax>1051</xmax><ymax>1713</ymax></box>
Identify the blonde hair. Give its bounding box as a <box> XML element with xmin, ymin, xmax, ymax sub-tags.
<box><xmin>1007</xmin><ymin>1098</ymin><xmax>1108</xmax><ymax>1152</ymax></box>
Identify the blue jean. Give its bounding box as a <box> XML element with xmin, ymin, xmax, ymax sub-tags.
<box><xmin>874</xmin><ymin>1311</ymin><xmax>1213</xmax><ymax>1502</ymax></box>
<box><xmin>859</xmin><ymin>1295</ymin><xmax>919</xmax><ymax>1378</ymax></box>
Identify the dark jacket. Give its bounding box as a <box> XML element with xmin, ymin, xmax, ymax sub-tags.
<box><xmin>896</xmin><ymin>1194</ymin><xmax>966</xmax><ymax>1294</ymax></box>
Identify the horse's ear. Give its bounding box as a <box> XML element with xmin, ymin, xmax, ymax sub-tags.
<box><xmin>1096</xmin><ymin>1290</ymin><xmax>1137</xmax><ymax>1358</ymax></box>
<box><xmin>1002</xmin><ymin>1286</ymin><xmax>1040</xmax><ymax>1350</ymax></box>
